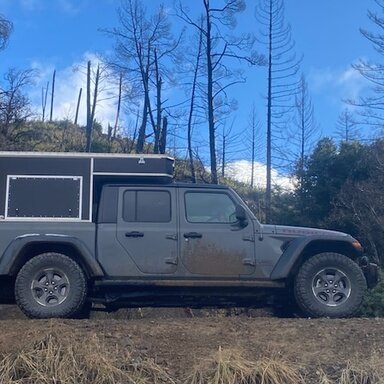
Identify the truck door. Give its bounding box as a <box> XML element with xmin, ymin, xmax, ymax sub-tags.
<box><xmin>116</xmin><ymin>187</ymin><xmax>178</xmax><ymax>274</ymax></box>
<box><xmin>180</xmin><ymin>189</ymin><xmax>256</xmax><ymax>277</ymax></box>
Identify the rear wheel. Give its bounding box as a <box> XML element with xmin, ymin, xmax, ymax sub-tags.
<box><xmin>294</xmin><ymin>252</ymin><xmax>366</xmax><ymax>318</ymax></box>
<box><xmin>15</xmin><ymin>253</ymin><xmax>87</xmax><ymax>319</ymax></box>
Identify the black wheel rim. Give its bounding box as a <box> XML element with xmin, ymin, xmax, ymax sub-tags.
<box><xmin>311</xmin><ymin>268</ymin><xmax>351</xmax><ymax>307</ymax></box>
<box><xmin>31</xmin><ymin>268</ymin><xmax>70</xmax><ymax>307</ymax></box>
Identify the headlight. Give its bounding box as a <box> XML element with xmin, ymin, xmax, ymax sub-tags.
<box><xmin>352</xmin><ymin>240</ymin><xmax>363</xmax><ymax>251</ymax></box>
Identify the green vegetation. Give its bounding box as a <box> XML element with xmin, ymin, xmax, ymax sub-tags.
<box><xmin>360</xmin><ymin>275</ymin><xmax>384</xmax><ymax>317</ymax></box>
<box><xmin>290</xmin><ymin>138</ymin><xmax>384</xmax><ymax>267</ymax></box>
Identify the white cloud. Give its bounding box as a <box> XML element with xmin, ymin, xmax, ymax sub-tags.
<box><xmin>225</xmin><ymin>160</ymin><xmax>295</xmax><ymax>191</ymax></box>
<box><xmin>30</xmin><ymin>53</ymin><xmax>121</xmax><ymax>129</ymax></box>
<box><xmin>309</xmin><ymin>65</ymin><xmax>367</xmax><ymax>102</ymax></box>
<box><xmin>309</xmin><ymin>67</ymin><xmax>335</xmax><ymax>91</ymax></box>
<box><xmin>337</xmin><ymin>66</ymin><xmax>367</xmax><ymax>101</ymax></box>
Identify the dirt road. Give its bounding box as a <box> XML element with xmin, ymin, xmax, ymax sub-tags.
<box><xmin>0</xmin><ymin>305</ymin><xmax>383</xmax><ymax>382</ymax></box>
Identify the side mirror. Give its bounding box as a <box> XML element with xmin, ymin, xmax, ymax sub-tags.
<box><xmin>235</xmin><ymin>205</ymin><xmax>248</xmax><ymax>227</ymax></box>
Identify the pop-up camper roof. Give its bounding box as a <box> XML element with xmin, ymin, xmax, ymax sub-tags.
<box><xmin>0</xmin><ymin>152</ymin><xmax>174</xmax><ymax>221</ymax></box>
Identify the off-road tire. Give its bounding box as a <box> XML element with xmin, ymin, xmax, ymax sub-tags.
<box><xmin>15</xmin><ymin>252</ymin><xmax>87</xmax><ymax>319</ymax></box>
<box><xmin>294</xmin><ymin>252</ymin><xmax>366</xmax><ymax>318</ymax></box>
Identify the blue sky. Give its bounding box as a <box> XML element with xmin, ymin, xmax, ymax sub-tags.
<box><xmin>0</xmin><ymin>0</ymin><xmax>379</xmax><ymax>185</ymax></box>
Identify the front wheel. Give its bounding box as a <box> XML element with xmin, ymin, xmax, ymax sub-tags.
<box><xmin>294</xmin><ymin>252</ymin><xmax>367</xmax><ymax>318</ymax></box>
<box><xmin>15</xmin><ymin>253</ymin><xmax>87</xmax><ymax>319</ymax></box>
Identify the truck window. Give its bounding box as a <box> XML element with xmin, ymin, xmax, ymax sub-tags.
<box><xmin>185</xmin><ymin>192</ymin><xmax>236</xmax><ymax>223</ymax></box>
<box><xmin>123</xmin><ymin>190</ymin><xmax>171</xmax><ymax>223</ymax></box>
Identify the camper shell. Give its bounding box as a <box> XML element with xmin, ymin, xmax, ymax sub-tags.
<box><xmin>0</xmin><ymin>152</ymin><xmax>174</xmax><ymax>222</ymax></box>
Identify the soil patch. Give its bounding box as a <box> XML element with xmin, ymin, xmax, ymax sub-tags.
<box><xmin>0</xmin><ymin>305</ymin><xmax>383</xmax><ymax>382</ymax></box>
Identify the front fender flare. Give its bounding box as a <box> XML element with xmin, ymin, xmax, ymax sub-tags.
<box><xmin>0</xmin><ymin>234</ymin><xmax>104</xmax><ymax>278</ymax></box>
<box><xmin>270</xmin><ymin>235</ymin><xmax>360</xmax><ymax>280</ymax></box>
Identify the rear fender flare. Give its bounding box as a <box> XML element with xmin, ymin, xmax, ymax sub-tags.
<box><xmin>0</xmin><ymin>234</ymin><xmax>104</xmax><ymax>278</ymax></box>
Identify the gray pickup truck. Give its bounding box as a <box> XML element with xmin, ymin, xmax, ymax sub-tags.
<box><xmin>0</xmin><ymin>152</ymin><xmax>378</xmax><ymax>319</ymax></box>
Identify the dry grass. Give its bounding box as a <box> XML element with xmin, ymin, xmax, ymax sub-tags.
<box><xmin>315</xmin><ymin>370</ymin><xmax>333</xmax><ymax>384</ymax></box>
<box><xmin>184</xmin><ymin>347</ymin><xmax>304</xmax><ymax>384</ymax></box>
<box><xmin>184</xmin><ymin>347</ymin><xmax>384</xmax><ymax>384</ymax></box>
<box><xmin>1</xmin><ymin>330</ymin><xmax>384</xmax><ymax>384</ymax></box>
<box><xmin>339</xmin><ymin>362</ymin><xmax>376</xmax><ymax>384</ymax></box>
<box><xmin>314</xmin><ymin>358</ymin><xmax>384</xmax><ymax>384</ymax></box>
<box><xmin>0</xmin><ymin>332</ymin><xmax>174</xmax><ymax>384</ymax></box>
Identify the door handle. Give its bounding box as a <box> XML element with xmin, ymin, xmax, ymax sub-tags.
<box><xmin>165</xmin><ymin>257</ymin><xmax>178</xmax><ymax>265</ymax></box>
<box><xmin>184</xmin><ymin>232</ymin><xmax>202</xmax><ymax>239</ymax></box>
<box><xmin>243</xmin><ymin>258</ymin><xmax>256</xmax><ymax>266</ymax></box>
<box><xmin>166</xmin><ymin>233</ymin><xmax>178</xmax><ymax>240</ymax></box>
<box><xmin>125</xmin><ymin>231</ymin><xmax>144</xmax><ymax>238</ymax></box>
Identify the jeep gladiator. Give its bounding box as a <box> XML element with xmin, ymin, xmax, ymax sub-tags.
<box><xmin>0</xmin><ymin>152</ymin><xmax>378</xmax><ymax>318</ymax></box>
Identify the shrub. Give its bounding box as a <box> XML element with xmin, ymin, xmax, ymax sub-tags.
<box><xmin>359</xmin><ymin>273</ymin><xmax>384</xmax><ymax>317</ymax></box>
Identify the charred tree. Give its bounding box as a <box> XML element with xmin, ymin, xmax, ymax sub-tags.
<box><xmin>41</xmin><ymin>81</ymin><xmax>49</xmax><ymax>122</ymax></box>
<box><xmin>336</xmin><ymin>108</ymin><xmax>358</xmax><ymax>142</ymax></box>
<box><xmin>0</xmin><ymin>68</ymin><xmax>35</xmax><ymax>140</ymax></box>
<box><xmin>351</xmin><ymin>1</ymin><xmax>384</xmax><ymax>129</ymax></box>
<box><xmin>0</xmin><ymin>14</ymin><xmax>12</xmax><ymax>51</ymax></box>
<box><xmin>178</xmin><ymin>0</ymin><xmax>263</xmax><ymax>184</ymax></box>
<box><xmin>49</xmin><ymin>70</ymin><xmax>56</xmax><ymax>122</ymax></box>
<box><xmin>159</xmin><ymin>115</ymin><xmax>168</xmax><ymax>154</ymax></box>
<box><xmin>291</xmin><ymin>74</ymin><xmax>318</xmax><ymax>211</ymax></box>
<box><xmin>84</xmin><ymin>61</ymin><xmax>102</xmax><ymax>152</ymax></box>
<box><xmin>86</xmin><ymin>61</ymin><xmax>92</xmax><ymax>151</ymax></box>
<box><xmin>248</xmin><ymin>105</ymin><xmax>262</xmax><ymax>189</ymax></box>
<box><xmin>104</xmin><ymin>0</ymin><xmax>180</xmax><ymax>154</ymax></box>
<box><xmin>256</xmin><ymin>0</ymin><xmax>301</xmax><ymax>222</ymax></box>
<box><xmin>186</xmin><ymin>21</ymin><xmax>204</xmax><ymax>183</ymax></box>
<box><xmin>113</xmin><ymin>72</ymin><xmax>123</xmax><ymax>140</ymax></box>
<box><xmin>74</xmin><ymin>88</ymin><xmax>82</xmax><ymax>125</ymax></box>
